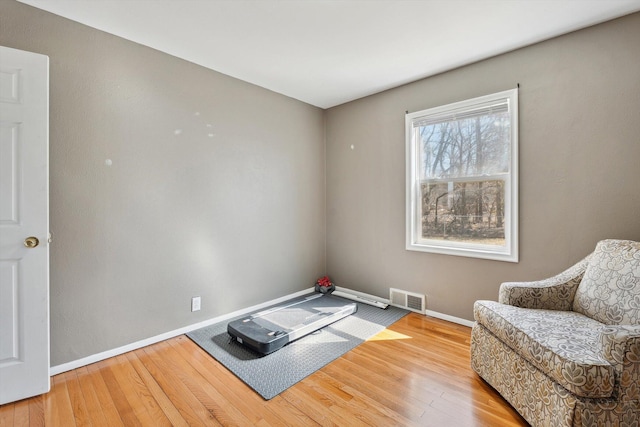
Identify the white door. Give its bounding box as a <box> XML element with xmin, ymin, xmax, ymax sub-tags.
<box><xmin>0</xmin><ymin>46</ymin><xmax>50</xmax><ymax>405</ymax></box>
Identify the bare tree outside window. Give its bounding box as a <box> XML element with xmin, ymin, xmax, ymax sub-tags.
<box><xmin>418</xmin><ymin>113</ymin><xmax>509</xmax><ymax>245</ymax></box>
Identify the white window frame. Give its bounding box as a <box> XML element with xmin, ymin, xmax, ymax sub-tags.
<box><xmin>405</xmin><ymin>89</ymin><xmax>518</xmax><ymax>262</ymax></box>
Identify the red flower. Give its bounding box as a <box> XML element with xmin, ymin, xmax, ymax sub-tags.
<box><xmin>316</xmin><ymin>276</ymin><xmax>332</xmax><ymax>287</ymax></box>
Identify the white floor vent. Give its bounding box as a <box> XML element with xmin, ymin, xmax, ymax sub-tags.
<box><xmin>389</xmin><ymin>288</ymin><xmax>426</xmax><ymax>314</ymax></box>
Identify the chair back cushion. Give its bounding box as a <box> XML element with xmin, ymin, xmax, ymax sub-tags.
<box><xmin>573</xmin><ymin>239</ymin><xmax>640</xmax><ymax>325</ymax></box>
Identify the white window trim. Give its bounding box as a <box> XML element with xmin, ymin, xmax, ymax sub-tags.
<box><xmin>405</xmin><ymin>89</ymin><xmax>519</xmax><ymax>262</ymax></box>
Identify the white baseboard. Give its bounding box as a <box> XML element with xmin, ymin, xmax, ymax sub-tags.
<box><xmin>334</xmin><ymin>286</ymin><xmax>390</xmax><ymax>303</ymax></box>
<box><xmin>49</xmin><ymin>287</ymin><xmax>315</xmax><ymax>376</ymax></box>
<box><xmin>50</xmin><ymin>286</ymin><xmax>475</xmax><ymax>376</ymax></box>
<box><xmin>335</xmin><ymin>286</ymin><xmax>475</xmax><ymax>328</ymax></box>
<box><xmin>425</xmin><ymin>310</ymin><xmax>475</xmax><ymax>328</ymax></box>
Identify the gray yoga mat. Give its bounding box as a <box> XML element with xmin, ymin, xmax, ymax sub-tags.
<box><xmin>187</xmin><ymin>294</ymin><xmax>409</xmax><ymax>400</ymax></box>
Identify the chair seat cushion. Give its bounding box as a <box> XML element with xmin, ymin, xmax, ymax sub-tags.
<box><xmin>474</xmin><ymin>300</ymin><xmax>615</xmax><ymax>398</ymax></box>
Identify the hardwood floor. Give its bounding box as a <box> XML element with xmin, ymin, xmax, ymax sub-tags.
<box><xmin>0</xmin><ymin>313</ymin><xmax>528</xmax><ymax>426</ymax></box>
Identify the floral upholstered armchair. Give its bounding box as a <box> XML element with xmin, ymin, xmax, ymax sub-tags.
<box><xmin>471</xmin><ymin>239</ymin><xmax>640</xmax><ymax>427</ymax></box>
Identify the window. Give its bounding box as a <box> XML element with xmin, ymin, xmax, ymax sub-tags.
<box><xmin>405</xmin><ymin>89</ymin><xmax>518</xmax><ymax>262</ymax></box>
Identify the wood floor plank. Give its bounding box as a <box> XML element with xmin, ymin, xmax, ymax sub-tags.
<box><xmin>96</xmin><ymin>359</ymin><xmax>141</xmax><ymax>427</ymax></box>
<box><xmin>0</xmin><ymin>403</ymin><xmax>14</xmax><ymax>427</ymax></box>
<box><xmin>110</xmin><ymin>354</ymin><xmax>170</xmax><ymax>427</ymax></box>
<box><xmin>25</xmin><ymin>394</ymin><xmax>44</xmax><ymax>427</ymax></box>
<box><xmin>42</xmin><ymin>380</ymin><xmax>57</xmax><ymax>427</ymax></box>
<box><xmin>74</xmin><ymin>367</ymin><xmax>111</xmax><ymax>427</ymax></box>
<box><xmin>168</xmin><ymin>336</ymin><xmax>282</xmax><ymax>427</ymax></box>
<box><xmin>136</xmin><ymin>346</ymin><xmax>221</xmax><ymax>426</ymax></box>
<box><xmin>319</xmin><ymin>363</ymin><xmax>423</xmax><ymax>427</ymax></box>
<box><xmin>359</xmin><ymin>335</ymin><xmax>476</xmax><ymax>394</ymax></box>
<box><xmin>84</xmin><ymin>363</ymin><xmax>125</xmax><ymax>427</ymax></box>
<box><xmin>265</xmin><ymin>395</ymin><xmax>319</xmax><ymax>427</ymax></box>
<box><xmin>63</xmin><ymin>370</ymin><xmax>92</xmax><ymax>427</ymax></box>
<box><xmin>131</xmin><ymin>347</ymin><xmax>207</xmax><ymax>427</ymax></box>
<box><xmin>341</xmin><ymin>346</ymin><xmax>443</xmax><ymax>407</ymax></box>
<box><xmin>346</xmin><ymin>346</ymin><xmax>443</xmax><ymax>405</ymax></box>
<box><xmin>11</xmin><ymin>399</ymin><xmax>28</xmax><ymax>427</ymax></box>
<box><xmin>124</xmin><ymin>351</ymin><xmax>188</xmax><ymax>427</ymax></box>
<box><xmin>174</xmin><ymin>336</ymin><xmax>298</xmax><ymax>427</ymax></box>
<box><xmin>156</xmin><ymin>339</ymin><xmax>254</xmax><ymax>426</ymax></box>
<box><xmin>281</xmin><ymin>376</ymin><xmax>355</xmax><ymax>427</ymax></box>
<box><xmin>1</xmin><ymin>313</ymin><xmax>529</xmax><ymax>426</ymax></box>
<box><xmin>51</xmin><ymin>372</ymin><xmax>77</xmax><ymax>427</ymax></box>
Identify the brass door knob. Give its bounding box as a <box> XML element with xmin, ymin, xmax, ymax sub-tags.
<box><xmin>24</xmin><ymin>236</ymin><xmax>39</xmax><ymax>248</ymax></box>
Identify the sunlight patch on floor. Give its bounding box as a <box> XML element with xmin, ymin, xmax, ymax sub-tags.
<box><xmin>367</xmin><ymin>329</ymin><xmax>412</xmax><ymax>341</ymax></box>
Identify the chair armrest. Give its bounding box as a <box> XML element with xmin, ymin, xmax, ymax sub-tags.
<box><xmin>498</xmin><ymin>254</ymin><xmax>591</xmax><ymax>310</ymax></box>
<box><xmin>600</xmin><ymin>325</ymin><xmax>640</xmax><ymax>401</ymax></box>
<box><xmin>600</xmin><ymin>325</ymin><xmax>640</xmax><ymax>365</ymax></box>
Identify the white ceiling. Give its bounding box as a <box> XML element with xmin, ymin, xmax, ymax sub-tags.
<box><xmin>17</xmin><ymin>0</ymin><xmax>640</xmax><ymax>108</ymax></box>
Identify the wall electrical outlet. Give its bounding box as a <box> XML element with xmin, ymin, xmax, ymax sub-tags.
<box><xmin>191</xmin><ymin>296</ymin><xmax>201</xmax><ymax>312</ymax></box>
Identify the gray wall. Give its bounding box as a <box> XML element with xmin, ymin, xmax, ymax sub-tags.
<box><xmin>1</xmin><ymin>0</ymin><xmax>326</xmax><ymax>365</ymax></box>
<box><xmin>326</xmin><ymin>12</ymin><xmax>640</xmax><ymax>321</ymax></box>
